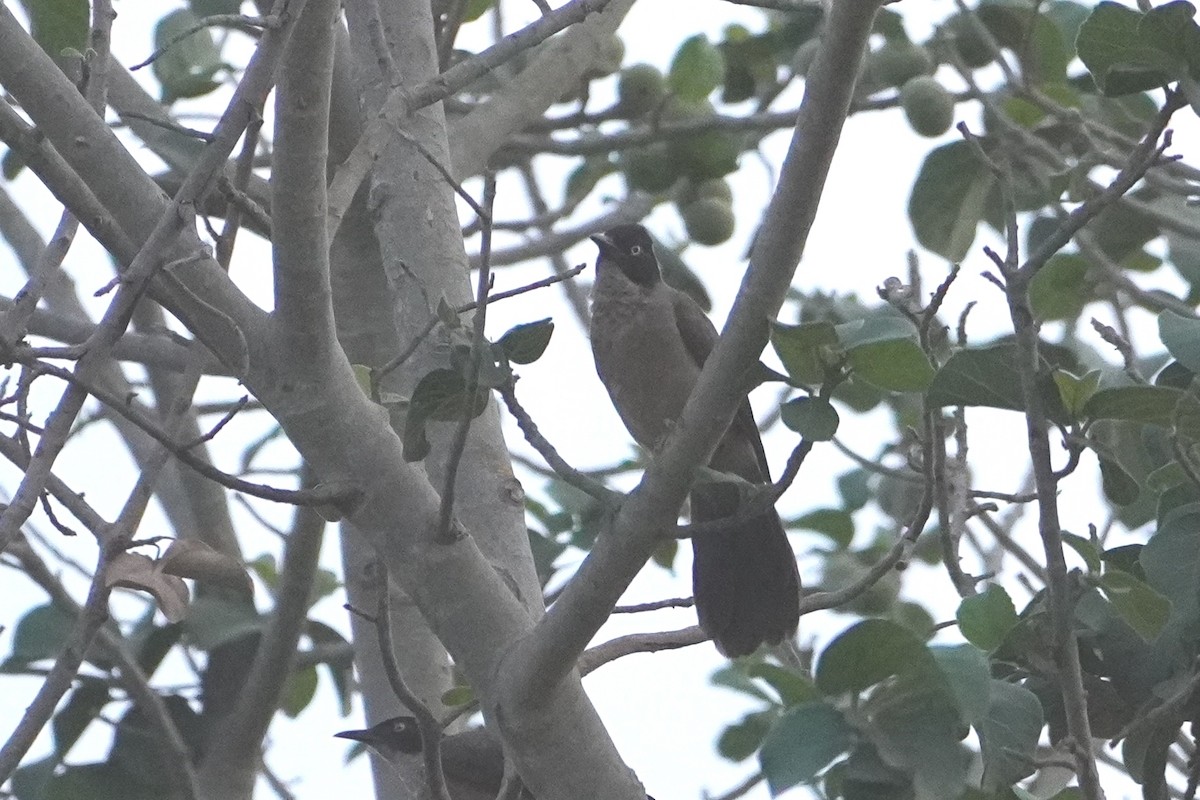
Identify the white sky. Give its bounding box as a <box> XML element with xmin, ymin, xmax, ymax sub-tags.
<box><xmin>2</xmin><ymin>1</ymin><xmax>1198</xmax><ymax>799</ymax></box>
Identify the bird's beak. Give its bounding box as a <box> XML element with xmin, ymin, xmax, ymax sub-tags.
<box><xmin>334</xmin><ymin>728</ymin><xmax>372</xmax><ymax>743</ymax></box>
<box><xmin>590</xmin><ymin>232</ymin><xmax>616</xmax><ymax>256</ymax></box>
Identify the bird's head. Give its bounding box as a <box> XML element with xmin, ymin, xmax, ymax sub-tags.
<box><xmin>591</xmin><ymin>224</ymin><xmax>660</xmax><ymax>287</ymax></box>
<box><xmin>335</xmin><ymin>715</ymin><xmax>423</xmax><ymax>763</ymax></box>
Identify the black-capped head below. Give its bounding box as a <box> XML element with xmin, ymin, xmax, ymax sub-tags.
<box><xmin>590</xmin><ymin>223</ymin><xmax>661</xmax><ymax>287</ymax></box>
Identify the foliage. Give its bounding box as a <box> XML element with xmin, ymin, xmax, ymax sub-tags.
<box><xmin>1</xmin><ymin>0</ymin><xmax>1200</xmax><ymax>799</ymax></box>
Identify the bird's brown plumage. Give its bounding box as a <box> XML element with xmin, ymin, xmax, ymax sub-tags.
<box><xmin>589</xmin><ymin>224</ymin><xmax>800</xmax><ymax>656</ymax></box>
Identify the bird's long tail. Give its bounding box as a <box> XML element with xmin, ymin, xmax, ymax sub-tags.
<box><xmin>690</xmin><ymin>482</ymin><xmax>800</xmax><ymax>657</ymax></box>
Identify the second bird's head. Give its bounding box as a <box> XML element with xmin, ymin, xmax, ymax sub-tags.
<box><xmin>591</xmin><ymin>224</ymin><xmax>661</xmax><ymax>287</ymax></box>
<box><xmin>334</xmin><ymin>715</ymin><xmax>423</xmax><ymax>764</ymax></box>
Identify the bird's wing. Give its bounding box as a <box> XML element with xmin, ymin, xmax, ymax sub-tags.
<box><xmin>670</xmin><ymin>290</ymin><xmax>772</xmax><ymax>481</ymax></box>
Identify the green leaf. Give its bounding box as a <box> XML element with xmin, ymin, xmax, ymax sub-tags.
<box><xmin>441</xmin><ymin>684</ymin><xmax>475</xmax><ymax>707</ymax></box>
<box><xmin>815</xmin><ymin>619</ymin><xmax>934</xmax><ymax>695</ymax></box>
<box><xmin>770</xmin><ymin>320</ymin><xmax>838</xmax><ymax>384</ymax></box>
<box><xmin>11</xmin><ymin>757</ymin><xmax>56</xmax><ymax>800</ymax></box>
<box><xmin>403</xmin><ymin>368</ymin><xmax>489</xmax><ymax>461</ymax></box>
<box><xmin>1076</xmin><ymin>1</ymin><xmax>1196</xmax><ymax>95</ymax></box>
<box><xmin>869</xmin><ymin>676</ymin><xmax>971</xmax><ymax>800</ymax></box>
<box><xmin>930</xmin><ymin>645</ymin><xmax>992</xmax><ymax>725</ymax></box>
<box><xmin>980</xmin><ymin>2</ymin><xmax>1072</xmax><ymax>81</ymax></box>
<box><xmin>978</xmin><ymin>680</ymin><xmax>1043</xmax><ymax>790</ymax></box>
<box><xmin>1030</xmin><ymin>254</ymin><xmax>1090</xmax><ymax>321</ymax></box>
<box><xmin>192</xmin><ymin>0</ymin><xmax>244</xmax><ymax>14</ymax></box>
<box><xmin>840</xmin><ymin>743</ymin><xmax>910</xmax><ymax>798</ymax></box>
<box><xmin>909</xmin><ymin>141</ymin><xmax>995</xmax><ymax>262</ymax></box>
<box><xmin>1099</xmin><ymin>456</ymin><xmax>1140</xmax><ymax>506</ymax></box>
<box><xmin>564</xmin><ymin>157</ymin><xmax>615</xmax><ymax>205</ymax></box>
<box><xmin>306</xmin><ymin>620</ymin><xmax>354</xmax><ymax>715</ymax></box>
<box><xmin>759</xmin><ymin>702</ymin><xmax>855</xmax><ymax>794</ymax></box>
<box><xmin>1052</xmin><ymin>369</ymin><xmax>1101</xmax><ymax>418</ymax></box>
<box><xmin>5</xmin><ymin>603</ymin><xmax>73</xmax><ymax>665</ymax></box>
<box><xmin>152</xmin><ymin>9</ymin><xmax>224</xmax><ymax>103</ymax></box>
<box><xmin>1083</xmin><ymin>386</ymin><xmax>1183</xmax><ymax>426</ymax></box>
<box><xmin>927</xmin><ymin>343</ymin><xmax>1069</xmax><ymax>422</ymax></box>
<box><xmin>18</xmin><ymin>0</ymin><xmax>87</xmax><ymax>59</ymax></box>
<box><xmin>1159</xmin><ymin>310</ymin><xmax>1200</xmax><ymax>373</ymax></box>
<box><xmin>792</xmin><ymin>508</ymin><xmax>855</xmax><ymax>548</ymax></box>
<box><xmin>837</xmin><ymin>469</ymin><xmax>871</xmax><ymax>511</ymax></box>
<box><xmin>1096</xmin><ymin>568</ymin><xmax>1171</xmax><ymax>642</ymax></box>
<box><xmin>833</xmin><ymin>316</ymin><xmax>916</xmax><ymax>349</ymax></box>
<box><xmin>669</xmin><ymin>35</ymin><xmax>726</xmax><ymax>101</ymax></box>
<box><xmin>846</xmin><ymin>339</ymin><xmax>935</xmax><ymax>392</ymax></box>
<box><xmin>281</xmin><ymin>664</ymin><xmax>319</xmax><ymax>718</ymax></box>
<box><xmin>42</xmin><ymin>762</ymin><xmax>159</xmax><ymax>800</ymax></box>
<box><xmin>956</xmin><ymin>584</ymin><xmax>1019</xmax><ymax>651</ymax></box>
<box><xmin>711</xmin><ymin>664</ymin><xmax>775</xmax><ymax>702</ymax></box>
<box><xmin>1061</xmin><ymin>532</ymin><xmax>1102</xmax><ymax>573</ymax></box>
<box><xmin>498</xmin><ymin>319</ymin><xmax>554</xmax><ymax>364</ymax></box>
<box><xmin>52</xmin><ymin>678</ymin><xmax>110</xmax><ymax>756</ymax></box>
<box><xmin>109</xmin><ymin>695</ymin><xmax>203</xmax><ymax>788</ymax></box>
<box><xmin>462</xmin><ymin>0</ymin><xmax>493</xmax><ymax>23</ymax></box>
<box><xmin>780</xmin><ymin>397</ymin><xmax>840</xmax><ymax>440</ymax></box>
<box><xmin>718</xmin><ymin>709</ymin><xmax>776</xmax><ymax>762</ymax></box>
<box><xmin>745</xmin><ymin>662</ymin><xmax>819</xmax><ymax>707</ymax></box>
<box><xmin>182</xmin><ymin>595</ymin><xmax>262</xmax><ymax>651</ymax></box>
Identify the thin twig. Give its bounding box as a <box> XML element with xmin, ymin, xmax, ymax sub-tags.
<box><xmin>438</xmin><ymin>175</ymin><xmax>497</xmax><ymax>543</ymax></box>
<box><xmin>497</xmin><ymin>379</ymin><xmax>618</xmax><ymax>505</ymax></box>
<box><xmin>577</xmin><ymin>626</ymin><xmax>707</xmax><ymax>675</ymax></box>
<box><xmin>361</xmin><ymin>597</ymin><xmax>452</xmax><ymax>800</ymax></box>
<box><xmin>613</xmin><ymin>596</ymin><xmax>694</xmax><ymax>613</ymax></box>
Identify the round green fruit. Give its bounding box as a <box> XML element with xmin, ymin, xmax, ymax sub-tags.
<box><xmin>676</xmin><ymin>177</ymin><xmax>733</xmax><ymax>208</ymax></box>
<box><xmin>586</xmin><ymin>34</ymin><xmax>625</xmax><ymax>79</ymax></box>
<box><xmin>900</xmin><ymin>76</ymin><xmax>954</xmax><ymax>137</ymax></box>
<box><xmin>945</xmin><ymin>13</ymin><xmax>993</xmax><ymax>69</ymax></box>
<box><xmin>660</xmin><ymin>98</ymin><xmax>740</xmax><ymax>180</ymax></box>
<box><xmin>620</xmin><ymin>144</ymin><xmax>678</xmax><ymax>194</ymax></box>
<box><xmin>868</xmin><ymin>43</ymin><xmax>934</xmax><ymax>89</ymax></box>
<box><xmin>616</xmin><ymin>64</ymin><xmax>667</xmax><ymax>117</ymax></box>
<box><xmin>680</xmin><ymin>197</ymin><xmax>735</xmax><ymax>246</ymax></box>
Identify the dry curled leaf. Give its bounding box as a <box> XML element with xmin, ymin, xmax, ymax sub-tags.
<box><xmin>160</xmin><ymin>539</ymin><xmax>254</xmax><ymax>599</ymax></box>
<box><xmin>106</xmin><ymin>552</ymin><xmax>190</xmax><ymax>623</ymax></box>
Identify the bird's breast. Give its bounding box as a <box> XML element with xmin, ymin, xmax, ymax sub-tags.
<box><xmin>590</xmin><ymin>283</ymin><xmax>702</xmax><ymax>449</ymax></box>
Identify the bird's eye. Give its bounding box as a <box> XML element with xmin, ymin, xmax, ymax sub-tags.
<box><xmin>630</xmin><ymin>245</ymin><xmax>643</xmax><ymax>255</ymax></box>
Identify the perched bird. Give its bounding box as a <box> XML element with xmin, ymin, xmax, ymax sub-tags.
<box><xmin>337</xmin><ymin>717</ymin><xmax>654</xmax><ymax>800</ymax></box>
<box><xmin>336</xmin><ymin>716</ymin><xmax>516</xmax><ymax>800</ymax></box>
<box><xmin>589</xmin><ymin>223</ymin><xmax>801</xmax><ymax>657</ymax></box>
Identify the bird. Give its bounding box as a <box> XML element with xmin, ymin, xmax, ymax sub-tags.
<box><xmin>337</xmin><ymin>716</ymin><xmax>658</xmax><ymax>799</ymax></box>
<box><xmin>335</xmin><ymin>716</ymin><xmax>519</xmax><ymax>800</ymax></box>
<box><xmin>589</xmin><ymin>223</ymin><xmax>801</xmax><ymax>657</ymax></box>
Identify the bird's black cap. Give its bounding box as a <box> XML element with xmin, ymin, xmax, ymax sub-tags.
<box><xmin>591</xmin><ymin>224</ymin><xmax>661</xmax><ymax>287</ymax></box>
<box><xmin>335</xmin><ymin>715</ymin><xmax>422</xmax><ymax>763</ymax></box>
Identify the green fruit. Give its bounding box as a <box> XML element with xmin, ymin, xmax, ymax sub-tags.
<box><xmin>586</xmin><ymin>34</ymin><xmax>625</xmax><ymax>79</ymax></box>
<box><xmin>564</xmin><ymin>157</ymin><xmax>614</xmax><ymax>205</ymax></box>
<box><xmin>820</xmin><ymin>552</ymin><xmax>902</xmax><ymax>616</ymax></box>
<box><xmin>616</xmin><ymin>64</ymin><xmax>667</xmax><ymax>117</ymax></box>
<box><xmin>868</xmin><ymin>43</ymin><xmax>934</xmax><ymax>88</ymax></box>
<box><xmin>620</xmin><ymin>144</ymin><xmax>678</xmax><ymax>194</ymax></box>
<box><xmin>676</xmin><ymin>177</ymin><xmax>733</xmax><ymax>208</ymax></box>
<box><xmin>680</xmin><ymin>197</ymin><xmax>735</xmax><ymax>246</ymax></box>
<box><xmin>668</xmin><ymin>34</ymin><xmax>725</xmax><ymax>101</ymax></box>
<box><xmin>661</xmin><ymin>99</ymin><xmax>740</xmax><ymax>180</ymax></box>
<box><xmin>900</xmin><ymin>76</ymin><xmax>954</xmax><ymax>137</ymax></box>
<box><xmin>946</xmin><ymin>12</ymin><xmax>993</xmax><ymax>69</ymax></box>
